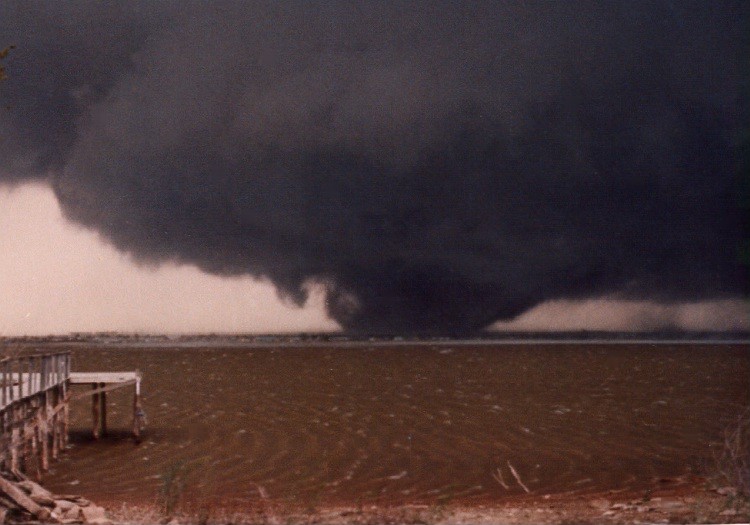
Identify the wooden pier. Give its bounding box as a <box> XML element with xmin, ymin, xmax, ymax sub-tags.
<box><xmin>0</xmin><ymin>353</ymin><xmax>70</xmax><ymax>478</ymax></box>
<box><xmin>0</xmin><ymin>353</ymin><xmax>144</xmax><ymax>480</ymax></box>
<box><xmin>70</xmin><ymin>371</ymin><xmax>143</xmax><ymax>442</ymax></box>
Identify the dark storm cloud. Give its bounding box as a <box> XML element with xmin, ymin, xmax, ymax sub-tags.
<box><xmin>1</xmin><ymin>1</ymin><xmax>747</xmax><ymax>333</ymax></box>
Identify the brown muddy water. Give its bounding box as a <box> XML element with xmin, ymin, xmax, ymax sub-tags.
<box><xmin>39</xmin><ymin>343</ymin><xmax>749</xmax><ymax>509</ymax></box>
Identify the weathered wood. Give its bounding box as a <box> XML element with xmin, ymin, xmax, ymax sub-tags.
<box><xmin>0</xmin><ymin>353</ymin><xmax>71</xmax><ymax>482</ymax></box>
<box><xmin>62</xmin><ymin>391</ymin><xmax>70</xmax><ymax>449</ymax></box>
<box><xmin>51</xmin><ymin>390</ymin><xmax>59</xmax><ymax>461</ymax></box>
<box><xmin>91</xmin><ymin>383</ymin><xmax>100</xmax><ymax>440</ymax></box>
<box><xmin>1</xmin><ymin>361</ymin><xmax>7</xmax><ymax>407</ymax></box>
<box><xmin>71</xmin><ymin>379</ymin><xmax>137</xmax><ymax>400</ymax></box>
<box><xmin>40</xmin><ymin>392</ymin><xmax>49</xmax><ymax>472</ymax></box>
<box><xmin>99</xmin><ymin>383</ymin><xmax>107</xmax><ymax>438</ymax></box>
<box><xmin>56</xmin><ymin>396</ymin><xmax>64</xmax><ymax>455</ymax></box>
<box><xmin>1</xmin><ymin>352</ymin><xmax>142</xmax><ymax>480</ymax></box>
<box><xmin>10</xmin><ymin>405</ymin><xmax>20</xmax><ymax>475</ymax></box>
<box><xmin>22</xmin><ymin>405</ymin><xmax>31</xmax><ymax>475</ymax></box>
<box><xmin>0</xmin><ymin>413</ymin><xmax>6</xmax><ymax>472</ymax></box>
<box><xmin>132</xmin><ymin>397</ymin><xmax>141</xmax><ymax>444</ymax></box>
<box><xmin>133</xmin><ymin>376</ymin><xmax>142</xmax><ymax>444</ymax></box>
<box><xmin>70</xmin><ymin>371</ymin><xmax>140</xmax><ymax>384</ymax></box>
<box><xmin>27</xmin><ymin>402</ymin><xmax>41</xmax><ymax>480</ymax></box>
<box><xmin>0</xmin><ymin>475</ymin><xmax>51</xmax><ymax>521</ymax></box>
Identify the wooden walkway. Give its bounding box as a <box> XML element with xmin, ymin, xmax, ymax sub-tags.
<box><xmin>0</xmin><ymin>354</ymin><xmax>144</xmax><ymax>480</ymax></box>
<box><xmin>70</xmin><ymin>371</ymin><xmax>141</xmax><ymax>390</ymax></box>
<box><xmin>1</xmin><ymin>353</ymin><xmax>69</xmax><ymax>411</ymax></box>
<box><xmin>0</xmin><ymin>353</ymin><xmax>70</xmax><ymax>478</ymax></box>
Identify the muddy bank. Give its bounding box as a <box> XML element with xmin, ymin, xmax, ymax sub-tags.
<box><xmin>0</xmin><ymin>473</ymin><xmax>110</xmax><ymax>524</ymax></box>
<box><xmin>105</xmin><ymin>482</ymin><xmax>749</xmax><ymax>524</ymax></box>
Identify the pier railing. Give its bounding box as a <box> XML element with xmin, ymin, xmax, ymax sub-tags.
<box><xmin>0</xmin><ymin>353</ymin><xmax>70</xmax><ymax>410</ymax></box>
<box><xmin>0</xmin><ymin>352</ymin><xmax>71</xmax><ymax>476</ymax></box>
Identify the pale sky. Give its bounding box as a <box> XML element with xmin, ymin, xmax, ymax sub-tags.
<box><xmin>1</xmin><ymin>183</ymin><xmax>746</xmax><ymax>336</ymax></box>
<box><xmin>0</xmin><ymin>183</ymin><xmax>340</xmax><ymax>335</ymax></box>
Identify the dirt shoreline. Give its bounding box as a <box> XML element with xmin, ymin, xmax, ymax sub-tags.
<box><xmin>101</xmin><ymin>482</ymin><xmax>750</xmax><ymax>525</ymax></box>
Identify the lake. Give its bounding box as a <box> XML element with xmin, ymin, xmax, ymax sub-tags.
<box><xmin>40</xmin><ymin>342</ymin><xmax>749</xmax><ymax>510</ymax></box>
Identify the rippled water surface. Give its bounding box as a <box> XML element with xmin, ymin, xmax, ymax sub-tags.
<box><xmin>40</xmin><ymin>343</ymin><xmax>749</xmax><ymax>507</ymax></box>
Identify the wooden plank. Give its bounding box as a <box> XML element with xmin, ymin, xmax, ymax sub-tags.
<box><xmin>70</xmin><ymin>379</ymin><xmax>137</xmax><ymax>399</ymax></box>
<box><xmin>70</xmin><ymin>371</ymin><xmax>140</xmax><ymax>384</ymax></box>
<box><xmin>0</xmin><ymin>475</ymin><xmax>50</xmax><ymax>521</ymax></box>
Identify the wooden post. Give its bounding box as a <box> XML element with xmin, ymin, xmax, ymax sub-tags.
<box><xmin>20</xmin><ymin>403</ymin><xmax>30</xmax><ymax>474</ymax></box>
<box><xmin>2</xmin><ymin>360</ymin><xmax>7</xmax><ymax>408</ymax></box>
<box><xmin>14</xmin><ymin>360</ymin><xmax>21</xmax><ymax>404</ymax></box>
<box><xmin>133</xmin><ymin>376</ymin><xmax>142</xmax><ymax>444</ymax></box>
<box><xmin>40</xmin><ymin>391</ymin><xmax>49</xmax><ymax>472</ymax></box>
<box><xmin>0</xmin><ymin>411</ymin><xmax>7</xmax><ymax>471</ymax></box>
<box><xmin>10</xmin><ymin>405</ymin><xmax>20</xmax><ymax>475</ymax></box>
<box><xmin>61</xmin><ymin>355</ymin><xmax>69</xmax><ymax>449</ymax></box>
<box><xmin>51</xmin><ymin>388</ymin><xmax>59</xmax><ymax>461</ymax></box>
<box><xmin>28</xmin><ymin>399</ymin><xmax>41</xmax><ymax>480</ymax></box>
<box><xmin>92</xmin><ymin>383</ymin><xmax>101</xmax><ymax>439</ymax></box>
<box><xmin>62</xmin><ymin>390</ymin><xmax>70</xmax><ymax>449</ymax></box>
<box><xmin>54</xmin><ymin>386</ymin><xmax>63</xmax><ymax>454</ymax></box>
<box><xmin>99</xmin><ymin>382</ymin><xmax>107</xmax><ymax>437</ymax></box>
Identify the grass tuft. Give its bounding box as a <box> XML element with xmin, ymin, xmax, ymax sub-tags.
<box><xmin>712</xmin><ymin>406</ymin><xmax>750</xmax><ymax>500</ymax></box>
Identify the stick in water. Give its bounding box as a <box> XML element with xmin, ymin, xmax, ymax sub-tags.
<box><xmin>492</xmin><ymin>467</ymin><xmax>509</xmax><ymax>489</ymax></box>
<box><xmin>507</xmin><ymin>461</ymin><xmax>531</xmax><ymax>493</ymax></box>
<box><xmin>249</xmin><ymin>482</ymin><xmax>269</xmax><ymax>499</ymax></box>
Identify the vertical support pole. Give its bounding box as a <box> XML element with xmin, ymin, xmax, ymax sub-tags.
<box><xmin>32</xmin><ymin>357</ymin><xmax>38</xmax><ymax>394</ymax></box>
<box><xmin>15</xmin><ymin>359</ymin><xmax>21</xmax><ymax>402</ymax></box>
<box><xmin>51</xmin><ymin>387</ymin><xmax>59</xmax><ymax>461</ymax></box>
<box><xmin>0</xmin><ymin>411</ymin><xmax>7</xmax><ymax>471</ymax></box>
<box><xmin>26</xmin><ymin>357</ymin><xmax>32</xmax><ymax>397</ymax></box>
<box><xmin>20</xmin><ymin>403</ymin><xmax>29</xmax><ymax>473</ymax></box>
<box><xmin>1</xmin><ymin>360</ymin><xmax>7</xmax><ymax>408</ymax></box>
<box><xmin>30</xmin><ymin>398</ymin><xmax>41</xmax><ymax>480</ymax></box>
<box><xmin>23</xmin><ymin>358</ymin><xmax>28</xmax><ymax>399</ymax></box>
<box><xmin>18</xmin><ymin>403</ymin><xmax>25</xmax><ymax>474</ymax></box>
<box><xmin>40</xmin><ymin>357</ymin><xmax>46</xmax><ymax>391</ymax></box>
<box><xmin>62</xmin><ymin>372</ymin><xmax>70</xmax><ymax>449</ymax></box>
<box><xmin>10</xmin><ymin>404</ymin><xmax>20</xmax><ymax>474</ymax></box>
<box><xmin>99</xmin><ymin>382</ymin><xmax>107</xmax><ymax>438</ymax></box>
<box><xmin>40</xmin><ymin>390</ymin><xmax>49</xmax><ymax>472</ymax></box>
<box><xmin>92</xmin><ymin>383</ymin><xmax>101</xmax><ymax>439</ymax></box>
<box><xmin>133</xmin><ymin>376</ymin><xmax>142</xmax><ymax>444</ymax></box>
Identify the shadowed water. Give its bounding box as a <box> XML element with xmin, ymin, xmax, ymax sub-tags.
<box><xmin>40</xmin><ymin>343</ymin><xmax>749</xmax><ymax>508</ymax></box>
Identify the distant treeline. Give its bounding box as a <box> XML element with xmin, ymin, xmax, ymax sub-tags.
<box><xmin>1</xmin><ymin>331</ymin><xmax>748</xmax><ymax>347</ymax></box>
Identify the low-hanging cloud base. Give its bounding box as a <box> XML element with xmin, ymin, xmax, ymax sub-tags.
<box><xmin>1</xmin><ymin>179</ymin><xmax>746</xmax><ymax>337</ymax></box>
<box><xmin>1</xmin><ymin>2</ymin><xmax>747</xmax><ymax>335</ymax></box>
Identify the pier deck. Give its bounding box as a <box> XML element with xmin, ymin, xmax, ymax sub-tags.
<box><xmin>69</xmin><ymin>371</ymin><xmax>143</xmax><ymax>442</ymax></box>
<box><xmin>1</xmin><ymin>354</ymin><xmax>145</xmax><ymax>480</ymax></box>
<box><xmin>70</xmin><ymin>371</ymin><xmax>140</xmax><ymax>387</ymax></box>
